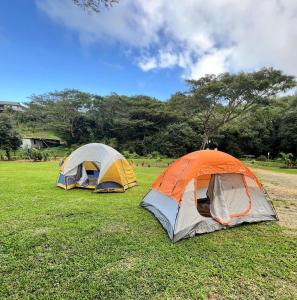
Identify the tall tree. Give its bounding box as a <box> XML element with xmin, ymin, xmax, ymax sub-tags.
<box><xmin>150</xmin><ymin>122</ymin><xmax>202</xmax><ymax>157</ymax></box>
<box><xmin>86</xmin><ymin>94</ymin><xmax>180</xmax><ymax>154</ymax></box>
<box><xmin>0</xmin><ymin>115</ymin><xmax>22</xmax><ymax>160</ymax></box>
<box><xmin>185</xmin><ymin>68</ymin><xmax>296</xmax><ymax>149</ymax></box>
<box><xmin>29</xmin><ymin>89</ymin><xmax>94</xmax><ymax>145</ymax></box>
<box><xmin>277</xmin><ymin>95</ymin><xmax>297</xmax><ymax>156</ymax></box>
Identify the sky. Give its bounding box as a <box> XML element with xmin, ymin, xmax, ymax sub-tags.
<box><xmin>1</xmin><ymin>0</ymin><xmax>297</xmax><ymax>102</ymax></box>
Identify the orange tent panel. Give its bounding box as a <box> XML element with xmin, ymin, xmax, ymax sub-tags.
<box><xmin>152</xmin><ymin>150</ymin><xmax>262</xmax><ymax>203</ymax></box>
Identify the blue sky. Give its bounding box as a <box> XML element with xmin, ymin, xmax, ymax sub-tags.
<box><xmin>0</xmin><ymin>0</ymin><xmax>186</xmax><ymax>102</ymax></box>
<box><xmin>1</xmin><ymin>0</ymin><xmax>296</xmax><ymax>103</ymax></box>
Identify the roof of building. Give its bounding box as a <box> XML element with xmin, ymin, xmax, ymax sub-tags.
<box><xmin>23</xmin><ymin>137</ymin><xmax>61</xmax><ymax>142</ymax></box>
<box><xmin>0</xmin><ymin>100</ymin><xmax>22</xmax><ymax>106</ymax></box>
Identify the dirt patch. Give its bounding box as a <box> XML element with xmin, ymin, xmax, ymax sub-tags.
<box><xmin>251</xmin><ymin>168</ymin><xmax>297</xmax><ymax>228</ymax></box>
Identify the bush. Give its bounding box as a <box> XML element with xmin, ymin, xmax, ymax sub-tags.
<box><xmin>26</xmin><ymin>148</ymin><xmax>43</xmax><ymax>161</ymax></box>
<box><xmin>42</xmin><ymin>151</ymin><xmax>50</xmax><ymax>161</ymax></box>
<box><xmin>257</xmin><ymin>155</ymin><xmax>267</xmax><ymax>161</ymax></box>
<box><xmin>278</xmin><ymin>152</ymin><xmax>294</xmax><ymax>168</ymax></box>
<box><xmin>122</xmin><ymin>151</ymin><xmax>140</xmax><ymax>159</ymax></box>
<box><xmin>67</xmin><ymin>144</ymin><xmax>79</xmax><ymax>156</ymax></box>
<box><xmin>151</xmin><ymin>151</ymin><xmax>161</xmax><ymax>159</ymax></box>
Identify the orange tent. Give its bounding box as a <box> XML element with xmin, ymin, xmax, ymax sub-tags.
<box><xmin>141</xmin><ymin>150</ymin><xmax>277</xmax><ymax>242</ymax></box>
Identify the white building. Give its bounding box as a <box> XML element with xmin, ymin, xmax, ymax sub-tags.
<box><xmin>0</xmin><ymin>101</ymin><xmax>25</xmax><ymax>112</ymax></box>
<box><xmin>21</xmin><ymin>138</ymin><xmax>61</xmax><ymax>149</ymax></box>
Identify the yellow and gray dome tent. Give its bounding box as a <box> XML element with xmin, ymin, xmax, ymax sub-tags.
<box><xmin>57</xmin><ymin>143</ymin><xmax>136</xmax><ymax>192</ymax></box>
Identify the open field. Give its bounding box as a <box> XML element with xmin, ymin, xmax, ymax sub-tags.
<box><xmin>252</xmin><ymin>168</ymin><xmax>297</xmax><ymax>229</ymax></box>
<box><xmin>0</xmin><ymin>162</ymin><xmax>296</xmax><ymax>299</ymax></box>
<box><xmin>244</xmin><ymin>160</ymin><xmax>297</xmax><ymax>175</ymax></box>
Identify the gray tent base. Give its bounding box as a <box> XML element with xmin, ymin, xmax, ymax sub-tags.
<box><xmin>142</xmin><ymin>200</ymin><xmax>277</xmax><ymax>242</ymax></box>
<box><xmin>141</xmin><ymin>174</ymin><xmax>278</xmax><ymax>242</ymax></box>
<box><xmin>172</xmin><ymin>214</ymin><xmax>277</xmax><ymax>242</ymax></box>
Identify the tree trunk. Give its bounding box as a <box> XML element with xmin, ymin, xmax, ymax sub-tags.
<box><xmin>200</xmin><ymin>134</ymin><xmax>208</xmax><ymax>150</ymax></box>
<box><xmin>5</xmin><ymin>149</ymin><xmax>10</xmax><ymax>160</ymax></box>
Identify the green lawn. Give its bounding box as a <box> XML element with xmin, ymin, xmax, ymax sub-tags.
<box><xmin>16</xmin><ymin>125</ymin><xmax>60</xmax><ymax>140</ymax></box>
<box><xmin>0</xmin><ymin>162</ymin><xmax>296</xmax><ymax>299</ymax></box>
<box><xmin>243</xmin><ymin>160</ymin><xmax>297</xmax><ymax>174</ymax></box>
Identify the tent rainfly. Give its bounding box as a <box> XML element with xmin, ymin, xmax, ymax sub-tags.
<box><xmin>141</xmin><ymin>150</ymin><xmax>278</xmax><ymax>242</ymax></box>
<box><xmin>57</xmin><ymin>143</ymin><xmax>136</xmax><ymax>192</ymax></box>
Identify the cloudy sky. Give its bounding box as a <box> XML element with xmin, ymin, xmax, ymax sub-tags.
<box><xmin>0</xmin><ymin>0</ymin><xmax>297</xmax><ymax>101</ymax></box>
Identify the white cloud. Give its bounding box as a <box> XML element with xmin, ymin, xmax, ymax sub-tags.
<box><xmin>187</xmin><ymin>49</ymin><xmax>232</xmax><ymax>79</ymax></box>
<box><xmin>138</xmin><ymin>57</ymin><xmax>157</xmax><ymax>71</ymax></box>
<box><xmin>139</xmin><ymin>50</ymin><xmax>179</xmax><ymax>71</ymax></box>
<box><xmin>36</xmin><ymin>0</ymin><xmax>297</xmax><ymax>79</ymax></box>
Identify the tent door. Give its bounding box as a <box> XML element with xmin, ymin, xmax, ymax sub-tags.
<box><xmin>86</xmin><ymin>169</ymin><xmax>100</xmax><ymax>186</ymax></box>
<box><xmin>197</xmin><ymin>198</ymin><xmax>211</xmax><ymax>217</ymax></box>
<box><xmin>207</xmin><ymin>174</ymin><xmax>251</xmax><ymax>225</ymax></box>
<box><xmin>77</xmin><ymin>161</ymin><xmax>100</xmax><ymax>187</ymax></box>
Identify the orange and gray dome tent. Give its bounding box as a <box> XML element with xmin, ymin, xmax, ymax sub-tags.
<box><xmin>141</xmin><ymin>150</ymin><xmax>278</xmax><ymax>242</ymax></box>
<box><xmin>57</xmin><ymin>143</ymin><xmax>136</xmax><ymax>192</ymax></box>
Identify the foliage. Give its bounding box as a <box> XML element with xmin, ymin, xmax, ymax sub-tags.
<box><xmin>277</xmin><ymin>97</ymin><xmax>297</xmax><ymax>155</ymax></box>
<box><xmin>6</xmin><ymin>69</ymin><xmax>297</xmax><ymax>160</ymax></box>
<box><xmin>279</xmin><ymin>152</ymin><xmax>294</xmax><ymax>168</ymax></box>
<box><xmin>72</xmin><ymin>0</ymin><xmax>118</xmax><ymax>12</ymax></box>
<box><xmin>23</xmin><ymin>148</ymin><xmax>50</xmax><ymax>161</ymax></box>
<box><xmin>149</xmin><ymin>122</ymin><xmax>202</xmax><ymax>157</ymax></box>
<box><xmin>184</xmin><ymin>68</ymin><xmax>296</xmax><ymax>149</ymax></box>
<box><xmin>257</xmin><ymin>155</ymin><xmax>267</xmax><ymax>161</ymax></box>
<box><xmin>28</xmin><ymin>89</ymin><xmax>95</xmax><ymax>145</ymax></box>
<box><xmin>0</xmin><ymin>115</ymin><xmax>22</xmax><ymax>160</ymax></box>
<box><xmin>122</xmin><ymin>150</ymin><xmax>140</xmax><ymax>159</ymax></box>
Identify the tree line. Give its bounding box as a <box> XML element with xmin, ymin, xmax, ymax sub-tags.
<box><xmin>1</xmin><ymin>68</ymin><xmax>297</xmax><ymax>159</ymax></box>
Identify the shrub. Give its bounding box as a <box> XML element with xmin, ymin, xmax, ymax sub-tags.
<box><xmin>27</xmin><ymin>148</ymin><xmax>43</xmax><ymax>161</ymax></box>
<box><xmin>257</xmin><ymin>155</ymin><xmax>267</xmax><ymax>161</ymax></box>
<box><xmin>151</xmin><ymin>151</ymin><xmax>161</xmax><ymax>159</ymax></box>
<box><xmin>122</xmin><ymin>151</ymin><xmax>140</xmax><ymax>159</ymax></box>
<box><xmin>279</xmin><ymin>152</ymin><xmax>294</xmax><ymax>168</ymax></box>
<box><xmin>67</xmin><ymin>145</ymin><xmax>79</xmax><ymax>156</ymax></box>
<box><xmin>42</xmin><ymin>151</ymin><xmax>50</xmax><ymax>161</ymax></box>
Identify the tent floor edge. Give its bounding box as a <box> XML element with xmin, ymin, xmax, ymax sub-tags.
<box><xmin>124</xmin><ymin>182</ymin><xmax>137</xmax><ymax>189</ymax></box>
<box><xmin>57</xmin><ymin>183</ymin><xmax>67</xmax><ymax>190</ymax></box>
<box><xmin>141</xmin><ymin>201</ymin><xmax>174</xmax><ymax>241</ymax></box>
<box><xmin>94</xmin><ymin>188</ymin><xmax>125</xmax><ymax>193</ymax></box>
<box><xmin>57</xmin><ymin>183</ymin><xmax>76</xmax><ymax>190</ymax></box>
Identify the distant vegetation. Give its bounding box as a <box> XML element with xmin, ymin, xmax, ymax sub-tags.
<box><xmin>73</xmin><ymin>0</ymin><xmax>119</xmax><ymax>12</ymax></box>
<box><xmin>0</xmin><ymin>114</ymin><xmax>22</xmax><ymax>160</ymax></box>
<box><xmin>1</xmin><ymin>68</ymin><xmax>297</xmax><ymax>163</ymax></box>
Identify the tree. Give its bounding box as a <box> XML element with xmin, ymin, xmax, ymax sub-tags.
<box><xmin>149</xmin><ymin>122</ymin><xmax>202</xmax><ymax>157</ymax></box>
<box><xmin>16</xmin><ymin>69</ymin><xmax>297</xmax><ymax>158</ymax></box>
<box><xmin>28</xmin><ymin>89</ymin><xmax>94</xmax><ymax>145</ymax></box>
<box><xmin>72</xmin><ymin>0</ymin><xmax>118</xmax><ymax>12</ymax></box>
<box><xmin>0</xmin><ymin>115</ymin><xmax>22</xmax><ymax>160</ymax></box>
<box><xmin>277</xmin><ymin>96</ymin><xmax>297</xmax><ymax>156</ymax></box>
<box><xmin>279</xmin><ymin>152</ymin><xmax>294</xmax><ymax>168</ymax></box>
<box><xmin>86</xmin><ymin>94</ymin><xmax>180</xmax><ymax>154</ymax></box>
<box><xmin>217</xmin><ymin>105</ymin><xmax>280</xmax><ymax>157</ymax></box>
<box><xmin>185</xmin><ymin>68</ymin><xmax>296</xmax><ymax>149</ymax></box>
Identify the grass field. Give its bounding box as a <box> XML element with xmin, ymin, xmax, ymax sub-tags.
<box><xmin>0</xmin><ymin>162</ymin><xmax>296</xmax><ymax>299</ymax></box>
<box><xmin>244</xmin><ymin>160</ymin><xmax>297</xmax><ymax>175</ymax></box>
